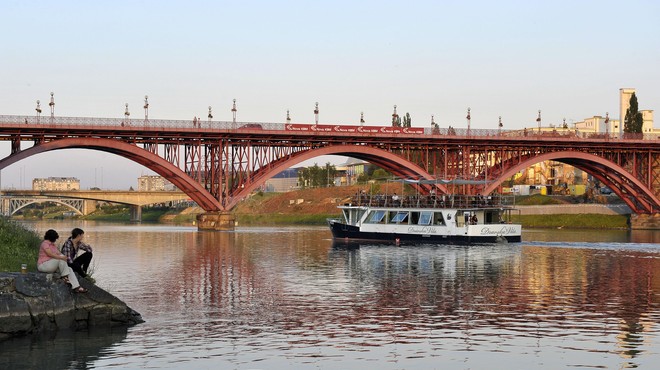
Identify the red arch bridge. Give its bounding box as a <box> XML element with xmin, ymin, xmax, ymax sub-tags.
<box><xmin>1</xmin><ymin>115</ymin><xmax>659</xmax><ymax>230</ymax></box>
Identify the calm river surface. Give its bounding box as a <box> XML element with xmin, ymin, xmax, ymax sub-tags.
<box><xmin>2</xmin><ymin>220</ymin><xmax>660</xmax><ymax>370</ymax></box>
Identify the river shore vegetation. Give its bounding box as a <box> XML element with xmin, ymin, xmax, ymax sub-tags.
<box><xmin>7</xmin><ymin>185</ymin><xmax>629</xmax><ymax>229</ymax></box>
<box><xmin>0</xmin><ymin>217</ymin><xmax>41</xmax><ymax>272</ymax></box>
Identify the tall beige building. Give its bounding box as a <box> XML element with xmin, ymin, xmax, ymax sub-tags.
<box><xmin>642</xmin><ymin>110</ymin><xmax>655</xmax><ymax>133</ymax></box>
<box><xmin>32</xmin><ymin>177</ymin><xmax>80</xmax><ymax>191</ymax></box>
<box><xmin>137</xmin><ymin>175</ymin><xmax>176</xmax><ymax>191</ymax></box>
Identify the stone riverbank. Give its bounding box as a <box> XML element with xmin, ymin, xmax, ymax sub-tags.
<box><xmin>0</xmin><ymin>272</ymin><xmax>143</xmax><ymax>341</ymax></box>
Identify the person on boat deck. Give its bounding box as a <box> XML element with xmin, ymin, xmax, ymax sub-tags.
<box><xmin>357</xmin><ymin>189</ymin><xmax>368</xmax><ymax>204</ymax></box>
<box><xmin>471</xmin><ymin>214</ymin><xmax>478</xmax><ymax>225</ymax></box>
<box><xmin>61</xmin><ymin>228</ymin><xmax>94</xmax><ymax>280</ymax></box>
<box><xmin>38</xmin><ymin>229</ymin><xmax>87</xmax><ymax>293</ymax></box>
<box><xmin>391</xmin><ymin>192</ymin><xmax>400</xmax><ymax>205</ymax></box>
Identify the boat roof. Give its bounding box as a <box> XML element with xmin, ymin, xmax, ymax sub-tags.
<box><xmin>338</xmin><ymin>204</ymin><xmax>516</xmax><ymax>211</ymax></box>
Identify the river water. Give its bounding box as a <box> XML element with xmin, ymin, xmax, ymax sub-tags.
<box><xmin>2</xmin><ymin>220</ymin><xmax>660</xmax><ymax>370</ymax></box>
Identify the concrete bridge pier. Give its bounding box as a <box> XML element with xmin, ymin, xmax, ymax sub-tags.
<box><xmin>197</xmin><ymin>212</ymin><xmax>235</xmax><ymax>231</ymax></box>
<box><xmin>630</xmin><ymin>214</ymin><xmax>660</xmax><ymax>229</ymax></box>
<box><xmin>130</xmin><ymin>205</ymin><xmax>142</xmax><ymax>223</ymax></box>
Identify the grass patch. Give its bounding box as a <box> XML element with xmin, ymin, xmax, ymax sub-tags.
<box><xmin>512</xmin><ymin>214</ymin><xmax>629</xmax><ymax>229</ymax></box>
<box><xmin>171</xmin><ymin>213</ymin><xmax>198</xmax><ymax>223</ymax></box>
<box><xmin>141</xmin><ymin>208</ymin><xmax>170</xmax><ymax>222</ymax></box>
<box><xmin>514</xmin><ymin>194</ymin><xmax>563</xmax><ymax>206</ymax></box>
<box><xmin>0</xmin><ymin>217</ymin><xmax>41</xmax><ymax>272</ymax></box>
<box><xmin>84</xmin><ymin>212</ymin><xmax>131</xmax><ymax>222</ymax></box>
<box><xmin>236</xmin><ymin>213</ymin><xmax>335</xmax><ymax>225</ymax></box>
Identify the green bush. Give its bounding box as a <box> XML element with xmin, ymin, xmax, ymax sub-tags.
<box><xmin>0</xmin><ymin>217</ymin><xmax>41</xmax><ymax>272</ymax></box>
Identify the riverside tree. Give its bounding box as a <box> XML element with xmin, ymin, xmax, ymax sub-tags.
<box><xmin>402</xmin><ymin>113</ymin><xmax>412</xmax><ymax>128</ymax></box>
<box><xmin>624</xmin><ymin>92</ymin><xmax>644</xmax><ymax>133</ymax></box>
<box><xmin>297</xmin><ymin>163</ymin><xmax>337</xmax><ymax>188</ymax></box>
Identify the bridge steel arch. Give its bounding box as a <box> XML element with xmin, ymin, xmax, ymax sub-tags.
<box><xmin>0</xmin><ymin>138</ymin><xmax>222</xmax><ymax>211</ymax></box>
<box><xmin>225</xmin><ymin>144</ymin><xmax>447</xmax><ymax>209</ymax></box>
<box><xmin>483</xmin><ymin>151</ymin><xmax>660</xmax><ymax>214</ymax></box>
<box><xmin>6</xmin><ymin>198</ymin><xmax>85</xmax><ymax>216</ymax></box>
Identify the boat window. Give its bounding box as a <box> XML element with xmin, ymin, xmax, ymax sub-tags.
<box><xmin>433</xmin><ymin>212</ymin><xmax>445</xmax><ymax>225</ymax></box>
<box><xmin>367</xmin><ymin>210</ymin><xmax>386</xmax><ymax>223</ymax></box>
<box><xmin>418</xmin><ymin>211</ymin><xmax>433</xmax><ymax>225</ymax></box>
<box><xmin>391</xmin><ymin>211</ymin><xmax>408</xmax><ymax>224</ymax></box>
<box><xmin>342</xmin><ymin>209</ymin><xmax>350</xmax><ymax>223</ymax></box>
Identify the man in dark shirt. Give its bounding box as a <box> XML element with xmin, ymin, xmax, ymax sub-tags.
<box><xmin>61</xmin><ymin>228</ymin><xmax>94</xmax><ymax>281</ymax></box>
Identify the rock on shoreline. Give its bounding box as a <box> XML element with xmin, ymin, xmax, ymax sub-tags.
<box><xmin>0</xmin><ymin>272</ymin><xmax>143</xmax><ymax>341</ymax></box>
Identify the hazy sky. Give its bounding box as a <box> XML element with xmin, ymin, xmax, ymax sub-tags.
<box><xmin>1</xmin><ymin>0</ymin><xmax>659</xmax><ymax>189</ymax></box>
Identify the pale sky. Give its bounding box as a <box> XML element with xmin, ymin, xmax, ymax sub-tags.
<box><xmin>1</xmin><ymin>0</ymin><xmax>659</xmax><ymax>189</ymax></box>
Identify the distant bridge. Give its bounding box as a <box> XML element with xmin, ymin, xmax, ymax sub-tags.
<box><xmin>0</xmin><ymin>190</ymin><xmax>190</xmax><ymax>221</ymax></box>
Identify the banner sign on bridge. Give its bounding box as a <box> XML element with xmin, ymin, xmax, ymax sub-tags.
<box><xmin>285</xmin><ymin>124</ymin><xmax>424</xmax><ymax>135</ymax></box>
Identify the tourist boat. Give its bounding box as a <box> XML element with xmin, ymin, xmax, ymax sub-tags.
<box><xmin>327</xmin><ymin>192</ymin><xmax>522</xmax><ymax>244</ymax></box>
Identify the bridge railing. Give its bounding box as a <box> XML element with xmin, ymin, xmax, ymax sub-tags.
<box><xmin>0</xmin><ymin>115</ymin><xmax>284</xmax><ymax>131</ymax></box>
<box><xmin>348</xmin><ymin>194</ymin><xmax>517</xmax><ymax>209</ymax></box>
<box><xmin>0</xmin><ymin>115</ymin><xmax>656</xmax><ymax>140</ymax></box>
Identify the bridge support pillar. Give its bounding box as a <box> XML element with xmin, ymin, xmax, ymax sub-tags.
<box><xmin>630</xmin><ymin>213</ymin><xmax>660</xmax><ymax>230</ymax></box>
<box><xmin>197</xmin><ymin>212</ymin><xmax>235</xmax><ymax>231</ymax></box>
<box><xmin>130</xmin><ymin>205</ymin><xmax>142</xmax><ymax>223</ymax></box>
<box><xmin>83</xmin><ymin>200</ymin><xmax>97</xmax><ymax>215</ymax></box>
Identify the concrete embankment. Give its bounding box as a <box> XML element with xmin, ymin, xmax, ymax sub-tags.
<box><xmin>516</xmin><ymin>204</ymin><xmax>660</xmax><ymax>229</ymax></box>
<box><xmin>516</xmin><ymin>204</ymin><xmax>631</xmax><ymax>215</ymax></box>
<box><xmin>0</xmin><ymin>272</ymin><xmax>143</xmax><ymax>341</ymax></box>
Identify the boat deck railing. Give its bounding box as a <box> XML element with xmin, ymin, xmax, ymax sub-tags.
<box><xmin>345</xmin><ymin>193</ymin><xmax>516</xmax><ymax>209</ymax></box>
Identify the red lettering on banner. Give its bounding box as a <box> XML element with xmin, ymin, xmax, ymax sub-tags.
<box><xmin>286</xmin><ymin>123</ymin><xmax>425</xmax><ymax>135</ymax></box>
<box><xmin>403</xmin><ymin>127</ymin><xmax>424</xmax><ymax>134</ymax></box>
<box><xmin>357</xmin><ymin>126</ymin><xmax>380</xmax><ymax>133</ymax></box>
<box><xmin>333</xmin><ymin>125</ymin><xmax>358</xmax><ymax>133</ymax></box>
<box><xmin>285</xmin><ymin>124</ymin><xmax>312</xmax><ymax>131</ymax></box>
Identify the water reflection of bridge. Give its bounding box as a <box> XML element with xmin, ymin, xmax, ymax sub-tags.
<box><xmin>0</xmin><ymin>190</ymin><xmax>190</xmax><ymax>221</ymax></box>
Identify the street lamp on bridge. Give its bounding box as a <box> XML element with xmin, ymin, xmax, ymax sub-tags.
<box><xmin>35</xmin><ymin>100</ymin><xmax>42</xmax><ymax>124</ymax></box>
<box><xmin>536</xmin><ymin>110</ymin><xmax>542</xmax><ymax>133</ymax></box>
<box><xmin>392</xmin><ymin>105</ymin><xmax>398</xmax><ymax>126</ymax></box>
<box><xmin>498</xmin><ymin>116</ymin><xmax>503</xmax><ymax>135</ymax></box>
<box><xmin>314</xmin><ymin>102</ymin><xmax>319</xmax><ymax>125</ymax></box>
<box><xmin>208</xmin><ymin>106</ymin><xmax>213</xmax><ymax>123</ymax></box>
<box><xmin>124</xmin><ymin>103</ymin><xmax>130</xmax><ymax>126</ymax></box>
<box><xmin>360</xmin><ymin>111</ymin><xmax>365</xmax><ymax>125</ymax></box>
<box><xmin>231</xmin><ymin>99</ymin><xmax>237</xmax><ymax>126</ymax></box>
<box><xmin>605</xmin><ymin>112</ymin><xmax>610</xmax><ymax>138</ymax></box>
<box><xmin>144</xmin><ymin>95</ymin><xmax>149</xmax><ymax>124</ymax></box>
<box><xmin>49</xmin><ymin>92</ymin><xmax>55</xmax><ymax>122</ymax></box>
<box><xmin>466</xmin><ymin>107</ymin><xmax>471</xmax><ymax>136</ymax></box>
<box><xmin>286</xmin><ymin>110</ymin><xmax>291</xmax><ymax>124</ymax></box>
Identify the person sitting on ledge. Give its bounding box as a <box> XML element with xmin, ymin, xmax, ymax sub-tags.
<box><xmin>37</xmin><ymin>229</ymin><xmax>87</xmax><ymax>293</ymax></box>
<box><xmin>61</xmin><ymin>228</ymin><xmax>94</xmax><ymax>283</ymax></box>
